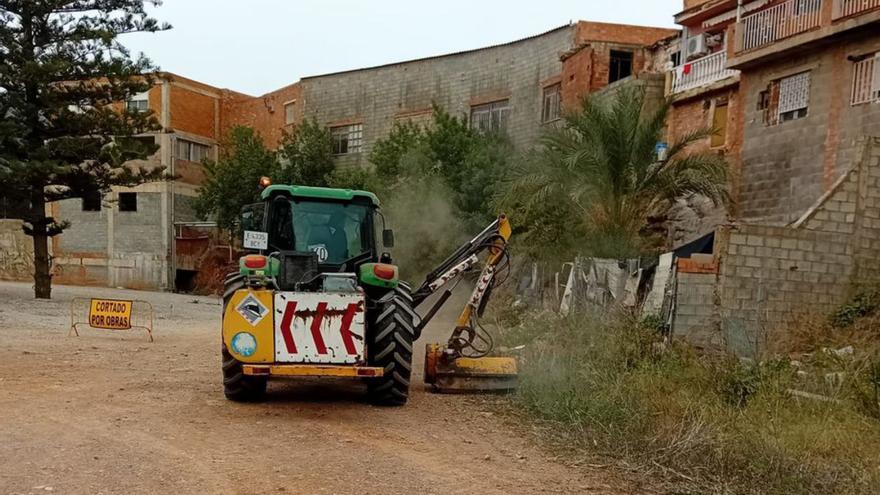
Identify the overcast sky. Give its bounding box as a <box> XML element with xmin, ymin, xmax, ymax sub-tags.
<box><xmin>122</xmin><ymin>0</ymin><xmax>680</xmax><ymax>96</ymax></box>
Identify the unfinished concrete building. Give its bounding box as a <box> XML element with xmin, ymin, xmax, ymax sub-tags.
<box><xmin>665</xmin><ymin>0</ymin><xmax>880</xmax><ymax>354</ymax></box>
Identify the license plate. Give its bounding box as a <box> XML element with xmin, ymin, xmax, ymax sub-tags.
<box><xmin>273</xmin><ymin>292</ymin><xmax>366</xmax><ymax>364</ymax></box>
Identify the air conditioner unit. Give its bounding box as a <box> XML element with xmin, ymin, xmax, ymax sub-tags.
<box><xmin>685</xmin><ymin>35</ymin><xmax>709</xmax><ymax>60</ymax></box>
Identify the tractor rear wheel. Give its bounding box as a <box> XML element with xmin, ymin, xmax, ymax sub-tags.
<box><xmin>367</xmin><ymin>283</ymin><xmax>418</xmax><ymax>406</ymax></box>
<box><xmin>221</xmin><ymin>272</ymin><xmax>267</xmax><ymax>402</ymax></box>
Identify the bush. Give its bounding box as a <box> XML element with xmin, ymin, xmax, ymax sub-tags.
<box><xmin>505</xmin><ymin>312</ymin><xmax>880</xmax><ymax>494</ymax></box>
<box><xmin>830</xmin><ymin>290</ymin><xmax>880</xmax><ymax>328</ymax></box>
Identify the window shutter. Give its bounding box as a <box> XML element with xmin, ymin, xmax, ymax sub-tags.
<box><xmin>872</xmin><ymin>53</ymin><xmax>880</xmax><ymax>98</ymax></box>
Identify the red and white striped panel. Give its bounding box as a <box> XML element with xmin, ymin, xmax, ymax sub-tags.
<box><xmin>274</xmin><ymin>293</ymin><xmax>366</xmax><ymax>364</ymax></box>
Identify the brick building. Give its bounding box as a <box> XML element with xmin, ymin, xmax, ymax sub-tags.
<box><xmin>32</xmin><ymin>20</ymin><xmax>676</xmax><ymax>291</ymax></box>
<box><xmin>49</xmin><ymin>73</ymin><xmax>222</xmax><ymax>289</ymax></box>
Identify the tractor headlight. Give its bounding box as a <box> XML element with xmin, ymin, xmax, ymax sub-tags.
<box><xmin>231</xmin><ymin>332</ymin><xmax>257</xmax><ymax>357</ymax></box>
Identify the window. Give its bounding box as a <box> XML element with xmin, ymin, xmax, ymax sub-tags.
<box><xmin>82</xmin><ymin>191</ymin><xmax>102</xmax><ymax>212</ymax></box>
<box><xmin>609</xmin><ymin>50</ymin><xmax>634</xmax><ymax>84</ymax></box>
<box><xmin>470</xmin><ymin>100</ymin><xmax>510</xmax><ymax>133</ymax></box>
<box><xmin>126</xmin><ymin>91</ymin><xmax>149</xmax><ymax>113</ymax></box>
<box><xmin>778</xmin><ymin>71</ymin><xmax>811</xmax><ymax>122</ymax></box>
<box><xmin>542</xmin><ymin>83</ymin><xmax>562</xmax><ymax>123</ymax></box>
<box><xmin>284</xmin><ymin>101</ymin><xmax>297</xmax><ymax>125</ymax></box>
<box><xmin>177</xmin><ymin>139</ymin><xmax>211</xmax><ymax>162</ymax></box>
<box><xmin>711</xmin><ymin>101</ymin><xmax>729</xmax><ymax>148</ymax></box>
<box><xmin>118</xmin><ymin>192</ymin><xmax>137</xmax><ymax>212</ymax></box>
<box><xmin>851</xmin><ymin>53</ymin><xmax>880</xmax><ymax>106</ymax></box>
<box><xmin>330</xmin><ymin>123</ymin><xmax>364</xmax><ymax>155</ymax></box>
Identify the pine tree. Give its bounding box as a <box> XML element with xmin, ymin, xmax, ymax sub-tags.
<box><xmin>0</xmin><ymin>1</ymin><xmax>170</xmax><ymax>298</ymax></box>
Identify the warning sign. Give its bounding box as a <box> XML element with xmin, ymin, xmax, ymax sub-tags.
<box><xmin>88</xmin><ymin>299</ymin><xmax>133</xmax><ymax>330</ymax></box>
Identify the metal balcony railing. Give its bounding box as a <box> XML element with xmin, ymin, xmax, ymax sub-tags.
<box><xmin>739</xmin><ymin>0</ymin><xmax>824</xmax><ymax>51</ymax></box>
<box><xmin>670</xmin><ymin>51</ymin><xmax>739</xmax><ymax>94</ymax></box>
<box><xmin>851</xmin><ymin>55</ymin><xmax>880</xmax><ymax>105</ymax></box>
<box><xmin>833</xmin><ymin>0</ymin><xmax>880</xmax><ymax>18</ymax></box>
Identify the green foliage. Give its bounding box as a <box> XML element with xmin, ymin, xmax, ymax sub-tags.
<box><xmin>278</xmin><ymin>117</ymin><xmax>335</xmax><ymax>187</ymax></box>
<box><xmin>193</xmin><ymin>127</ymin><xmax>277</xmax><ymax>232</ymax></box>
<box><xmin>362</xmin><ymin>106</ymin><xmax>513</xmax><ymax>280</ymax></box>
<box><xmin>0</xmin><ymin>1</ymin><xmax>170</xmax><ymax>298</ymax></box>
<box><xmin>830</xmin><ymin>290</ymin><xmax>880</xmax><ymax>328</ymax></box>
<box><xmin>369</xmin><ymin>121</ymin><xmax>425</xmax><ymax>180</ymax></box>
<box><xmin>505</xmin><ymin>313</ymin><xmax>880</xmax><ymax>494</ymax></box>
<box><xmin>500</xmin><ymin>86</ymin><xmax>729</xmax><ymax>259</ymax></box>
<box><xmin>327</xmin><ymin>166</ymin><xmax>383</xmax><ymax>193</ymax></box>
<box><xmin>369</xmin><ymin>105</ymin><xmax>511</xmax><ymax>229</ymax></box>
<box><xmin>718</xmin><ymin>359</ymin><xmax>791</xmax><ymax>408</ymax></box>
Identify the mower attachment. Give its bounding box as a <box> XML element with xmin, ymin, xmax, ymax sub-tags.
<box><xmin>423</xmin><ymin>344</ymin><xmax>517</xmax><ymax>393</ymax></box>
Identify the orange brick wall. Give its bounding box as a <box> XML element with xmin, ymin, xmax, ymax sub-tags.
<box><xmin>169</xmin><ymin>85</ymin><xmax>217</xmax><ymax>139</ymax></box>
<box><xmin>683</xmin><ymin>0</ymin><xmax>716</xmax><ymax>9</ymax></box>
<box><xmin>668</xmin><ymin>87</ymin><xmax>742</xmax><ymax>157</ymax></box>
<box><xmin>561</xmin><ymin>42</ymin><xmax>659</xmax><ymax>112</ymax></box>
<box><xmin>561</xmin><ymin>46</ymin><xmax>594</xmax><ymax>111</ymax></box>
<box><xmin>576</xmin><ymin>21</ymin><xmax>678</xmax><ymax>46</ymax></box>
<box><xmin>221</xmin><ymin>83</ymin><xmax>301</xmax><ymax>149</ymax></box>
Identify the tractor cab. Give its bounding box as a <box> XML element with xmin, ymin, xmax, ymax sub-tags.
<box><xmin>238</xmin><ymin>184</ymin><xmax>398</xmax><ymax>293</ymax></box>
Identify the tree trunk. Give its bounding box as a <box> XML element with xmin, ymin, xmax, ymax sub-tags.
<box><xmin>31</xmin><ymin>190</ymin><xmax>51</xmax><ymax>300</ymax></box>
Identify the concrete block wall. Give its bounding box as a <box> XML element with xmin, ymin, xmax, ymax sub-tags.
<box><xmin>738</xmin><ymin>29</ymin><xmax>880</xmax><ymax>224</ymax></box>
<box><xmin>297</xmin><ymin>26</ymin><xmax>576</xmax><ymax>167</ymax></box>
<box><xmin>52</xmin><ymin>185</ymin><xmax>171</xmax><ymax>290</ymax></box>
<box><xmin>708</xmin><ymin>138</ymin><xmax>880</xmax><ymax>355</ymax></box>
<box><xmin>673</xmin><ymin>270</ymin><xmax>721</xmax><ymax>349</ymax></box>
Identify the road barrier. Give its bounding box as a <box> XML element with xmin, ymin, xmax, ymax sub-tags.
<box><xmin>70</xmin><ymin>297</ymin><xmax>154</xmax><ymax>342</ymax></box>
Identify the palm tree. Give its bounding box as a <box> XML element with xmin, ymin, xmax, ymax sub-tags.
<box><xmin>503</xmin><ymin>86</ymin><xmax>728</xmax><ymax>258</ymax></box>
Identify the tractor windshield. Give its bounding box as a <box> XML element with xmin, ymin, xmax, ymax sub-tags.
<box><xmin>282</xmin><ymin>200</ymin><xmax>372</xmax><ymax>264</ymax></box>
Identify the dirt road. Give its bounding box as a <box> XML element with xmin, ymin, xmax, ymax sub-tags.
<box><xmin>0</xmin><ymin>282</ymin><xmax>623</xmax><ymax>494</ymax></box>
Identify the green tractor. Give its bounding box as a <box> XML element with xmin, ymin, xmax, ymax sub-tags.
<box><xmin>221</xmin><ymin>182</ymin><xmax>514</xmax><ymax>406</ymax></box>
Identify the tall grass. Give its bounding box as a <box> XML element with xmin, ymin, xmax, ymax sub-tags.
<box><xmin>502</xmin><ymin>312</ymin><xmax>880</xmax><ymax>494</ymax></box>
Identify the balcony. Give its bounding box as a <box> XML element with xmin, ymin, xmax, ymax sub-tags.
<box><xmin>737</xmin><ymin>0</ymin><xmax>824</xmax><ymax>52</ymax></box>
<box><xmin>671</xmin><ymin>51</ymin><xmax>739</xmax><ymax>95</ymax></box>
<box><xmin>834</xmin><ymin>0</ymin><xmax>880</xmax><ymax>18</ymax></box>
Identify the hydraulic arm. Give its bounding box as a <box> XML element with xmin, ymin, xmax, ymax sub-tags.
<box><xmin>413</xmin><ymin>215</ymin><xmax>517</xmax><ymax>393</ymax></box>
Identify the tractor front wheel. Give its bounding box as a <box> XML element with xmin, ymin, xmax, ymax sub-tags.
<box><xmin>222</xmin><ymin>346</ymin><xmax>268</xmax><ymax>402</ymax></box>
<box><xmin>221</xmin><ymin>272</ymin><xmax>267</xmax><ymax>402</ymax></box>
<box><xmin>367</xmin><ymin>284</ymin><xmax>417</xmax><ymax>406</ymax></box>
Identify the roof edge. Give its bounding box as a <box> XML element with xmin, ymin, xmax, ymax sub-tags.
<box><xmin>300</xmin><ymin>23</ymin><xmax>574</xmax><ymax>81</ymax></box>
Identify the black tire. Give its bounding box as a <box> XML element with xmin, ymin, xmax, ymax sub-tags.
<box><xmin>221</xmin><ymin>272</ymin><xmax>267</xmax><ymax>402</ymax></box>
<box><xmin>367</xmin><ymin>283</ymin><xmax>419</xmax><ymax>406</ymax></box>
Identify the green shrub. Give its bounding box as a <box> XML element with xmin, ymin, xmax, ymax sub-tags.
<box><xmin>830</xmin><ymin>290</ymin><xmax>880</xmax><ymax>328</ymax></box>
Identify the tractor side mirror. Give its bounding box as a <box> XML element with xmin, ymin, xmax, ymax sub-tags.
<box><xmin>382</xmin><ymin>229</ymin><xmax>395</xmax><ymax>248</ymax></box>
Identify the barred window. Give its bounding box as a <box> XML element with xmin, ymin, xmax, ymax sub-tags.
<box><xmin>470</xmin><ymin>100</ymin><xmax>510</xmax><ymax>134</ymax></box>
<box><xmin>542</xmin><ymin>83</ymin><xmax>562</xmax><ymax>123</ymax></box>
<box><xmin>331</xmin><ymin>123</ymin><xmax>364</xmax><ymax>155</ymax></box>
<box><xmin>778</xmin><ymin>71</ymin><xmax>810</xmax><ymax>122</ymax></box>
<box><xmin>177</xmin><ymin>139</ymin><xmax>211</xmax><ymax>162</ymax></box>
